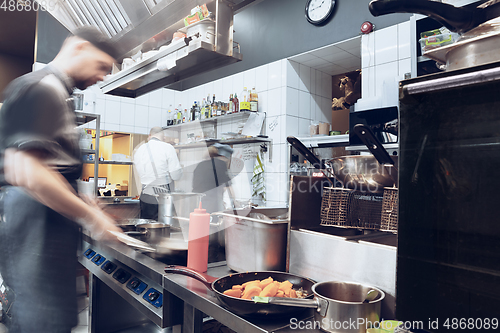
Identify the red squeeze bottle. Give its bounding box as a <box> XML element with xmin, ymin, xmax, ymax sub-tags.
<box><xmin>187</xmin><ymin>202</ymin><xmax>210</xmax><ymax>273</ymax></box>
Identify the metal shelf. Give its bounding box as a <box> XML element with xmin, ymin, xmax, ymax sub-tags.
<box><xmin>174</xmin><ymin>137</ymin><xmax>270</xmax><ymax>149</ymax></box>
<box><xmin>81</xmin><ymin>149</ymin><xmax>96</xmax><ymax>155</ymax></box>
<box><xmin>294</xmin><ymin>134</ymin><xmax>349</xmax><ymax>148</ymax></box>
<box><xmin>99</xmin><ymin>161</ymin><xmax>133</xmax><ymax>165</ymax></box>
<box><xmin>162</xmin><ymin>111</ymin><xmax>253</xmax><ymax>131</ymax></box>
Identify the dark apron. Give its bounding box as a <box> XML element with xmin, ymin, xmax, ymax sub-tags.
<box><xmin>0</xmin><ymin>187</ymin><xmax>78</xmax><ymax>333</ymax></box>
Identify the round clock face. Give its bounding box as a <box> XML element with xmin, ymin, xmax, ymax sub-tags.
<box><xmin>305</xmin><ymin>0</ymin><xmax>336</xmax><ymax>25</ymax></box>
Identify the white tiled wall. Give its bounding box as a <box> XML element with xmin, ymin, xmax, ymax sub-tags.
<box><xmin>357</xmin><ymin>21</ymin><xmax>412</xmax><ymax>110</ymax></box>
<box><xmin>76</xmin><ymin>55</ymin><xmax>333</xmax><ymax>207</ymax></box>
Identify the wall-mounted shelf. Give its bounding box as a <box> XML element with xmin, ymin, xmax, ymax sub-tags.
<box><xmin>81</xmin><ymin>149</ymin><xmax>96</xmax><ymax>155</ymax></box>
<box><xmin>174</xmin><ymin>137</ymin><xmax>270</xmax><ymax>149</ymax></box>
<box><xmin>99</xmin><ymin>161</ymin><xmax>133</xmax><ymax>165</ymax></box>
<box><xmin>84</xmin><ymin>161</ymin><xmax>133</xmax><ymax>165</ymax></box>
<box><xmin>294</xmin><ymin>134</ymin><xmax>349</xmax><ymax>148</ymax></box>
<box><xmin>162</xmin><ymin>111</ymin><xmax>255</xmax><ymax>131</ymax></box>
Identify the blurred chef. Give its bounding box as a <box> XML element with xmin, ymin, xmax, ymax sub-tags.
<box><xmin>133</xmin><ymin>127</ymin><xmax>183</xmax><ymax>220</ymax></box>
<box><xmin>0</xmin><ymin>26</ymin><xmax>124</xmax><ymax>333</ymax></box>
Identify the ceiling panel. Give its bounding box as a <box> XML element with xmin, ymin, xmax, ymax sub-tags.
<box><xmin>288</xmin><ymin>36</ymin><xmax>361</xmax><ymax>76</ymax></box>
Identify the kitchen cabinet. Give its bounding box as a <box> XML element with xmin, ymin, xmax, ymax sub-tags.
<box><xmin>81</xmin><ymin>128</ymin><xmax>134</xmax><ymax>197</ymax></box>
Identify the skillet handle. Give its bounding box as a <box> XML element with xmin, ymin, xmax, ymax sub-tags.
<box><xmin>253</xmin><ymin>296</ymin><xmax>319</xmax><ymax>308</ymax></box>
<box><xmin>353</xmin><ymin>124</ymin><xmax>395</xmax><ymax>166</ymax></box>
<box><xmin>252</xmin><ymin>296</ymin><xmax>329</xmax><ymax>317</ymax></box>
<box><xmin>164</xmin><ymin>265</ymin><xmax>217</xmax><ymax>288</ymax></box>
<box><xmin>369</xmin><ymin>0</ymin><xmax>473</xmax><ymax>33</ymax></box>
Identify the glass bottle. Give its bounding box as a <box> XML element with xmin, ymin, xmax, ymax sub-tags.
<box><xmin>240</xmin><ymin>87</ymin><xmax>250</xmax><ymax>112</ymax></box>
<box><xmin>200</xmin><ymin>98</ymin><xmax>206</xmax><ymax>120</ymax></box>
<box><xmin>176</xmin><ymin>104</ymin><xmax>182</xmax><ymax>124</ymax></box>
<box><xmin>195</xmin><ymin>101</ymin><xmax>201</xmax><ymax>120</ymax></box>
<box><xmin>167</xmin><ymin>104</ymin><xmax>174</xmax><ymax>126</ymax></box>
<box><xmin>228</xmin><ymin>94</ymin><xmax>234</xmax><ymax>114</ymax></box>
<box><xmin>216</xmin><ymin>102</ymin><xmax>222</xmax><ymax>117</ymax></box>
<box><xmin>233</xmin><ymin>93</ymin><xmax>239</xmax><ymax>113</ymax></box>
<box><xmin>250</xmin><ymin>87</ymin><xmax>258</xmax><ymax>112</ymax></box>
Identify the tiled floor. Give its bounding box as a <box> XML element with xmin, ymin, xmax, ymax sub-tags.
<box><xmin>72</xmin><ymin>275</ymin><xmax>89</xmax><ymax>333</ymax></box>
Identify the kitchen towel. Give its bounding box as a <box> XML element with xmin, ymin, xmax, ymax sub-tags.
<box><xmin>251</xmin><ymin>151</ymin><xmax>265</xmax><ymax>201</ymax></box>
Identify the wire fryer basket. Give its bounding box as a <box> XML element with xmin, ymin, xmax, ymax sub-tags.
<box><xmin>320</xmin><ymin>187</ymin><xmax>383</xmax><ymax>230</ymax></box>
<box><xmin>380</xmin><ymin>187</ymin><xmax>398</xmax><ymax>233</ymax></box>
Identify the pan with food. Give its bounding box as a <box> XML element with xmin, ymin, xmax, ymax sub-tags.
<box><xmin>164</xmin><ymin>265</ymin><xmax>315</xmax><ymax>317</ymax></box>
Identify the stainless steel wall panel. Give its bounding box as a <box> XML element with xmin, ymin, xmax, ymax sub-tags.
<box><xmin>288</xmin><ymin>229</ymin><xmax>397</xmax><ymax>319</ymax></box>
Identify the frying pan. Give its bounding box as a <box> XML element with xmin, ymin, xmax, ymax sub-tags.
<box><xmin>164</xmin><ymin>265</ymin><xmax>316</xmax><ymax>317</ymax></box>
<box><xmin>287</xmin><ymin>124</ymin><xmax>398</xmax><ymax>192</ymax></box>
<box><xmin>369</xmin><ymin>0</ymin><xmax>500</xmax><ymax>33</ymax></box>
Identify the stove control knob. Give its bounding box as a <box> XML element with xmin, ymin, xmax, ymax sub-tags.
<box><xmin>148</xmin><ymin>291</ymin><xmax>160</xmax><ymax>302</ymax></box>
<box><xmin>130</xmin><ymin>279</ymin><xmax>140</xmax><ymax>289</ymax></box>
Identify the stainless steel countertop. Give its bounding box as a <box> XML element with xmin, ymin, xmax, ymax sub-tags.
<box><xmin>83</xmin><ymin>233</ymin><xmax>320</xmax><ymax>332</ymax></box>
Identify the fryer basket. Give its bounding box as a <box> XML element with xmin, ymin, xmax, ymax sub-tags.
<box><xmin>380</xmin><ymin>187</ymin><xmax>398</xmax><ymax>233</ymax></box>
<box><xmin>320</xmin><ymin>187</ymin><xmax>383</xmax><ymax>230</ymax></box>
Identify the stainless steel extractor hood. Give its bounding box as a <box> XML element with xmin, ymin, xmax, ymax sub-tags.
<box><xmin>36</xmin><ymin>0</ymin><xmax>254</xmax><ymax>96</ymax></box>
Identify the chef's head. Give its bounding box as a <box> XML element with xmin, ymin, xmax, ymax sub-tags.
<box><xmin>211</xmin><ymin>143</ymin><xmax>233</xmax><ymax>167</ymax></box>
<box><xmin>149</xmin><ymin>126</ymin><xmax>165</xmax><ymax>141</ymax></box>
<box><xmin>52</xmin><ymin>26</ymin><xmax>118</xmax><ymax>90</ymax></box>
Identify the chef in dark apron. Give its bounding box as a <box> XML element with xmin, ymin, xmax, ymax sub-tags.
<box><xmin>0</xmin><ymin>27</ymin><xmax>123</xmax><ymax>333</ymax></box>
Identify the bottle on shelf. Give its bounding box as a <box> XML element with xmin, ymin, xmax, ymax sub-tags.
<box><xmin>216</xmin><ymin>102</ymin><xmax>222</xmax><ymax>117</ymax></box>
<box><xmin>167</xmin><ymin>104</ymin><xmax>174</xmax><ymax>126</ymax></box>
<box><xmin>195</xmin><ymin>102</ymin><xmax>201</xmax><ymax>121</ymax></box>
<box><xmin>240</xmin><ymin>87</ymin><xmax>251</xmax><ymax>112</ymax></box>
<box><xmin>176</xmin><ymin>104</ymin><xmax>182</xmax><ymax>124</ymax></box>
<box><xmin>233</xmin><ymin>93</ymin><xmax>239</xmax><ymax>113</ymax></box>
<box><xmin>201</xmin><ymin>98</ymin><xmax>206</xmax><ymax>120</ymax></box>
<box><xmin>182</xmin><ymin>109</ymin><xmax>188</xmax><ymax>123</ymax></box>
<box><xmin>211</xmin><ymin>94</ymin><xmax>216</xmax><ymax>117</ymax></box>
<box><xmin>250</xmin><ymin>87</ymin><xmax>258</xmax><ymax>112</ymax></box>
<box><xmin>191</xmin><ymin>102</ymin><xmax>196</xmax><ymax>122</ymax></box>
<box><xmin>228</xmin><ymin>94</ymin><xmax>234</xmax><ymax>114</ymax></box>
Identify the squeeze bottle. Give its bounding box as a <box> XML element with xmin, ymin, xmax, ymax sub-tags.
<box><xmin>187</xmin><ymin>202</ymin><xmax>210</xmax><ymax>273</ymax></box>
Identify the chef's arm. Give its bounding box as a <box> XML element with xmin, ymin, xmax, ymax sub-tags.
<box><xmin>3</xmin><ymin>148</ymin><xmax>122</xmax><ymax>240</ymax></box>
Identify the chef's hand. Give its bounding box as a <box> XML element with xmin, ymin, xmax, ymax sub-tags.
<box><xmin>80</xmin><ymin>205</ymin><xmax>124</xmax><ymax>242</ymax></box>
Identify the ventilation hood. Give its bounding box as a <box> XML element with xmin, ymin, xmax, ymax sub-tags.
<box><xmin>36</xmin><ymin>0</ymin><xmax>253</xmax><ymax>96</ymax></box>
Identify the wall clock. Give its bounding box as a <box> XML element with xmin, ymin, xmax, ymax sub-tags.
<box><xmin>305</xmin><ymin>0</ymin><xmax>336</xmax><ymax>26</ymax></box>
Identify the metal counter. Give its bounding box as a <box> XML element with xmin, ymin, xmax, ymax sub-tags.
<box><xmin>80</xmin><ymin>233</ymin><xmax>321</xmax><ymax>333</ymax></box>
<box><xmin>163</xmin><ymin>263</ymin><xmax>320</xmax><ymax>333</ymax></box>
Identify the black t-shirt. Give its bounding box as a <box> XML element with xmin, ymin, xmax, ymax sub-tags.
<box><xmin>0</xmin><ymin>65</ymin><xmax>82</xmax><ymax>332</ymax></box>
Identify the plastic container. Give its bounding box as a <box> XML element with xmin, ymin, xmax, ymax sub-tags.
<box><xmin>419</xmin><ymin>32</ymin><xmax>460</xmax><ymax>54</ymax></box>
<box><xmin>187</xmin><ymin>202</ymin><xmax>210</xmax><ymax>273</ymax></box>
<box><xmin>185</xmin><ymin>19</ymin><xmax>215</xmax><ymax>44</ymax></box>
